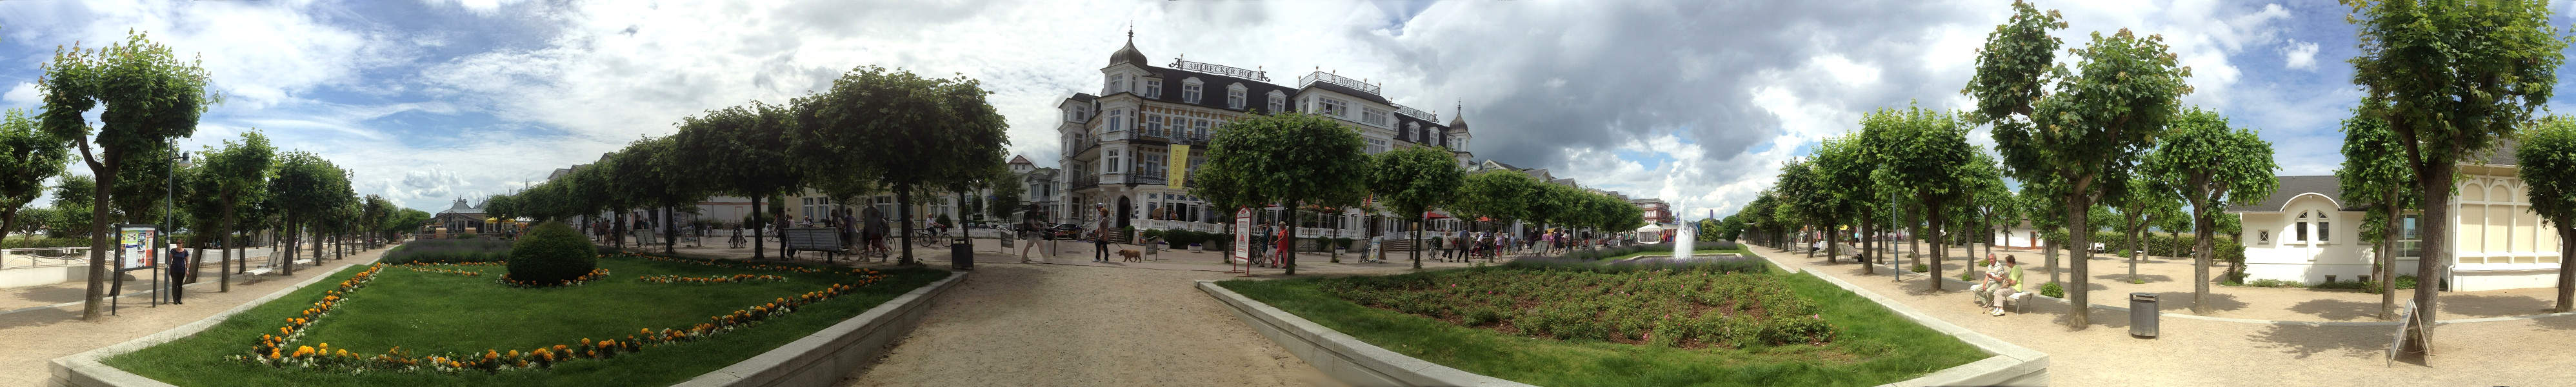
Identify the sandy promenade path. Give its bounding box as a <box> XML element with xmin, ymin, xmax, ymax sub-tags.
<box><xmin>0</xmin><ymin>244</ymin><xmax>388</xmax><ymax>387</ymax></box>
<box><xmin>824</xmin><ymin>247</ymin><xmax>1404</xmax><ymax>387</ymax></box>
<box><xmin>1748</xmin><ymin>243</ymin><xmax>2576</xmax><ymax>386</ymax></box>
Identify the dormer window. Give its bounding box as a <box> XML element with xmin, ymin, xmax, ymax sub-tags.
<box><xmin>1226</xmin><ymin>84</ymin><xmax>1247</xmax><ymax>109</ymax></box>
<box><xmin>1108</xmin><ymin>74</ymin><xmax>1128</xmax><ymax>95</ymax></box>
<box><xmin>1182</xmin><ymin>78</ymin><xmax>1204</xmax><ymax>103</ymax></box>
<box><xmin>1319</xmin><ymin>98</ymin><xmax>1346</xmax><ymax>116</ymax></box>
<box><xmin>1406</xmin><ymin>122</ymin><xmax>1420</xmax><ymax>141</ymax></box>
<box><xmin>1267</xmin><ymin>92</ymin><xmax>1286</xmax><ymax>113</ymax></box>
<box><xmin>1143</xmin><ymin>79</ymin><xmax>1163</xmax><ymax>99</ymax></box>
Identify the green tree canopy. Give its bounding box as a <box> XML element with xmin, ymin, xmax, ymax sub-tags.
<box><xmin>1366</xmin><ymin>144</ymin><xmax>1466</xmax><ymax>268</ymax></box>
<box><xmin>2517</xmin><ymin>116</ymin><xmax>2576</xmax><ymax>312</ymax></box>
<box><xmin>0</xmin><ymin>110</ymin><xmax>72</xmax><ymax>239</ymax></box>
<box><xmin>35</xmin><ymin>31</ymin><xmax>221</xmax><ymax>321</ymax></box>
<box><xmin>1186</xmin><ymin>112</ymin><xmax>1366</xmax><ymax>274</ymax></box>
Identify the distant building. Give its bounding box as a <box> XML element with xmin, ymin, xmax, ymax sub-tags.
<box><xmin>430</xmin><ymin>198</ymin><xmax>487</xmax><ymax>234</ymax></box>
<box><xmin>2226</xmin><ymin>141</ymin><xmax>2561</xmax><ymax>292</ymax></box>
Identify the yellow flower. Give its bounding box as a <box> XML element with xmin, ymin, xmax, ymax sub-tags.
<box><xmin>294</xmin><ymin>346</ymin><xmax>315</xmax><ymax>357</ymax></box>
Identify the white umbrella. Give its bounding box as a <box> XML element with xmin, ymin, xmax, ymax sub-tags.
<box><xmin>1635</xmin><ymin>224</ymin><xmax>1665</xmax><ymax>233</ymax></box>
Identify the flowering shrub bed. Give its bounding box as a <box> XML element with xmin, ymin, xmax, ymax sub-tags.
<box><xmin>224</xmin><ymin>253</ymin><xmax>892</xmax><ymax>373</ymax></box>
<box><xmin>639</xmin><ymin>273</ymin><xmax>790</xmax><ymax>284</ymax></box>
<box><xmin>1318</xmin><ymin>267</ymin><xmax>1837</xmax><ymax>348</ymax></box>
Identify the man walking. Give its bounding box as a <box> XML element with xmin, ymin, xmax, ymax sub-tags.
<box><xmin>1092</xmin><ymin>204</ymin><xmax>1112</xmax><ymax>263</ymax></box>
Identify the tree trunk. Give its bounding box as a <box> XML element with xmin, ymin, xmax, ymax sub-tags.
<box><xmin>310</xmin><ymin>222</ymin><xmax>322</xmax><ymax>266</ymax></box>
<box><xmin>2381</xmin><ymin>198</ymin><xmax>2399</xmax><ymax>319</ymax></box>
<box><xmin>2408</xmin><ymin>163</ymin><xmax>2452</xmax><ymax>352</ymax></box>
<box><xmin>2557</xmin><ymin>228</ymin><xmax>2572</xmax><ymax>312</ymax></box>
<box><xmin>1859</xmin><ymin>221</ymin><xmax>1876</xmax><ymax>275</ymax></box>
<box><xmin>663</xmin><ymin>206</ymin><xmax>677</xmax><ymax>255</ymax></box>
<box><xmin>896</xmin><ymin>189</ymin><xmax>914</xmax><ymax>265</ymax></box>
<box><xmin>1826</xmin><ymin>222</ymin><xmax>1842</xmax><ymax>266</ymax></box>
<box><xmin>283</xmin><ymin>213</ymin><xmax>297</xmax><ymax>277</ymax></box>
<box><xmin>2066</xmin><ymin>193</ymin><xmax>2095</xmax><ymax>328</ymax></box>
<box><xmin>219</xmin><ymin>225</ymin><xmax>232</xmax><ymax>293</ymax></box>
<box><xmin>1928</xmin><ymin>203</ymin><xmax>1947</xmax><ymax>292</ymax></box>
<box><xmin>79</xmin><ymin>152</ymin><xmax>119</xmax><ymax>321</ymax></box>
<box><xmin>2130</xmin><ymin>219</ymin><xmax>2146</xmax><ymax>283</ymax></box>
<box><xmin>2192</xmin><ymin>203</ymin><xmax>2214</xmax><ymax>315</ymax></box>
<box><xmin>1411</xmin><ymin>218</ymin><xmax>1423</xmax><ymax>270</ymax></box>
<box><xmin>1284</xmin><ymin>201</ymin><xmax>1300</xmax><ymax>275</ymax></box>
<box><xmin>753</xmin><ymin>196</ymin><xmax>768</xmax><ymax>260</ymax></box>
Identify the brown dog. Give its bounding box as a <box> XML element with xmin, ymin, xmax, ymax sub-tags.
<box><xmin>1118</xmin><ymin>249</ymin><xmax>1143</xmax><ymax>262</ymax></box>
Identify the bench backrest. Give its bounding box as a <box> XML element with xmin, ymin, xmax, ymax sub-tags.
<box><xmin>782</xmin><ymin>228</ymin><xmax>842</xmax><ymax>250</ymax></box>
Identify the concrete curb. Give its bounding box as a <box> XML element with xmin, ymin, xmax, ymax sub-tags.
<box><xmin>674</xmin><ymin>270</ymin><xmax>967</xmax><ymax>387</ymax></box>
<box><xmin>1196</xmin><ymin>281</ymin><xmax>1532</xmax><ymax>387</ymax></box>
<box><xmin>48</xmin><ymin>255</ymin><xmax>384</xmax><ymax>387</ymax></box>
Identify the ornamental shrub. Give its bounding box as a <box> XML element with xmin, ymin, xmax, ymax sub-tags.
<box><xmin>508</xmin><ymin>222</ymin><xmax>597</xmax><ymax>285</ymax></box>
<box><xmin>2039</xmin><ymin>281</ymin><xmax>2064</xmax><ymax>298</ymax></box>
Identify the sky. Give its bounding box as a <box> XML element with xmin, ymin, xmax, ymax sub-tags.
<box><xmin>9</xmin><ymin>0</ymin><xmax>2576</xmax><ymax>218</ymax></box>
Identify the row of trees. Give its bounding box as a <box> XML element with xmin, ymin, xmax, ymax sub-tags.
<box><xmin>8</xmin><ymin>32</ymin><xmax>423</xmax><ymax>321</ymax></box>
<box><xmin>1189</xmin><ymin>112</ymin><xmax>1644</xmax><ymax>274</ymax></box>
<box><xmin>479</xmin><ymin>66</ymin><xmax>1014</xmax><ymax>265</ymax></box>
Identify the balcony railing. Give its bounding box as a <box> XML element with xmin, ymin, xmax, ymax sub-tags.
<box><xmin>1298</xmin><ymin>71</ymin><xmax>1381</xmax><ymax>96</ymax></box>
<box><xmin>1072</xmin><ymin>175</ymin><xmax>1099</xmax><ymax>191</ymax></box>
<box><xmin>1393</xmin><ymin>104</ymin><xmax>1438</xmax><ymax>122</ymax></box>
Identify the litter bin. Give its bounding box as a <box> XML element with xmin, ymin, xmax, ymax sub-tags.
<box><xmin>2130</xmin><ymin>293</ymin><xmax>2159</xmax><ymax>338</ymax></box>
<box><xmin>949</xmin><ymin>237</ymin><xmax>973</xmax><ymax>271</ymax></box>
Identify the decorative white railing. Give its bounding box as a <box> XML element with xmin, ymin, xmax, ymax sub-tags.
<box><xmin>1170</xmin><ymin>59</ymin><xmax>1268</xmax><ymax>82</ymax></box>
<box><xmin>1</xmin><ymin>247</ymin><xmax>92</xmax><ymax>270</ymax></box>
<box><xmin>1394</xmin><ymin>104</ymin><xmax>1438</xmax><ymax>122</ymax></box>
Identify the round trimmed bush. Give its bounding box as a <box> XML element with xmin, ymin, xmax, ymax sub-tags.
<box><xmin>508</xmin><ymin>222</ymin><xmax>597</xmax><ymax>285</ymax></box>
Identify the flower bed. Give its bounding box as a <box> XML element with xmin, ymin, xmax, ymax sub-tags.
<box><xmin>639</xmin><ymin>273</ymin><xmax>791</xmax><ymax>284</ymax></box>
<box><xmin>106</xmin><ymin>252</ymin><xmax>948</xmax><ymax>386</ymax></box>
<box><xmin>1321</xmin><ymin>266</ymin><xmax>1833</xmax><ymax>348</ymax></box>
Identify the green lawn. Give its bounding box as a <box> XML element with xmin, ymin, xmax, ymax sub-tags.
<box><xmin>1218</xmin><ymin>266</ymin><xmax>1986</xmax><ymax>386</ymax></box>
<box><xmin>104</xmin><ymin>254</ymin><xmax>948</xmax><ymax>386</ymax></box>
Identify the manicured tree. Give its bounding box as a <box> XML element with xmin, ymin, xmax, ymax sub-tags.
<box><xmin>630</xmin><ymin>137</ymin><xmax>699</xmax><ymax>255</ymax></box>
<box><xmin>1367</xmin><ymin>144</ymin><xmax>1466</xmax><ymax>268</ymax></box>
<box><xmin>192</xmin><ymin>131</ymin><xmax>270</xmax><ymax>292</ymax></box>
<box><xmin>1971</xmin><ymin>168</ymin><xmax>2020</xmax><ymax>263</ymax></box>
<box><xmin>1813</xmin><ymin>133</ymin><xmax>1881</xmax><ymax>268</ymax></box>
<box><xmin>2337</xmin><ymin>96</ymin><xmax>2417</xmax><ymax>319</ymax></box>
<box><xmin>674</xmin><ymin>103</ymin><xmax>799</xmax><ymax>259</ymax></box>
<box><xmin>2518</xmin><ymin>116</ymin><xmax>2576</xmax><ymax>312</ymax></box>
<box><xmin>1770</xmin><ymin>158</ymin><xmax>1825</xmax><ymax>257</ymax></box>
<box><xmin>796</xmin><ymin>66</ymin><xmax>1006</xmax><ymax>266</ymax></box>
<box><xmin>46</xmin><ymin>176</ymin><xmax>97</xmax><ymax>239</ymax></box>
<box><xmin>1189</xmin><ymin>113</ymin><xmax>1366</xmax><ymax>274</ymax></box>
<box><xmin>1970</xmin><ymin>1</ymin><xmax>2189</xmax><ymax>326</ymax></box>
<box><xmin>38</xmin><ymin>32</ymin><xmax>219</xmax><ymax>320</ymax></box>
<box><xmin>2145</xmin><ymin>108</ymin><xmax>2278</xmax><ymax>314</ymax></box>
<box><xmin>1876</xmin><ymin>104</ymin><xmax>1984</xmax><ymax>290</ymax></box>
<box><xmin>268</xmin><ymin>152</ymin><xmax>351</xmax><ymax>276</ymax></box>
<box><xmin>608</xmin><ymin>141</ymin><xmax>665</xmax><ymax>251</ymax></box>
<box><xmin>2112</xmin><ymin>174</ymin><xmax>2182</xmax><ymax>282</ymax></box>
<box><xmin>2350</xmin><ymin>1</ymin><xmax>2567</xmax><ymax>348</ymax></box>
<box><xmin>0</xmin><ymin>110</ymin><xmax>71</xmax><ymax>245</ymax></box>
<box><xmin>1448</xmin><ymin>170</ymin><xmax>1541</xmax><ymax>255</ymax></box>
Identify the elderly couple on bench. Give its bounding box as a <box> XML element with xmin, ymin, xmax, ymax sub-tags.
<box><xmin>1971</xmin><ymin>253</ymin><xmax>2026</xmax><ymax>317</ymax></box>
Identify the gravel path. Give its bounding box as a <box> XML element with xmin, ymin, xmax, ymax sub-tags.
<box><xmin>1752</xmin><ymin>244</ymin><xmax>2576</xmax><ymax>386</ymax></box>
<box><xmin>1860</xmin><ymin>244</ymin><xmax>2565</xmax><ymax>321</ymax></box>
<box><xmin>835</xmin><ymin>252</ymin><xmax>1343</xmax><ymax>387</ymax></box>
<box><xmin>0</xmin><ymin>246</ymin><xmax>387</xmax><ymax>387</ymax></box>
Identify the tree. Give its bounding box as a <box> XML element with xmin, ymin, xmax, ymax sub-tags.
<box><xmin>2348</xmin><ymin>0</ymin><xmax>2568</xmax><ymax>350</ymax></box>
<box><xmin>675</xmin><ymin>103</ymin><xmax>798</xmax><ymax>260</ymax></box>
<box><xmin>2337</xmin><ymin>96</ymin><xmax>2417</xmax><ymax>319</ymax></box>
<box><xmin>1187</xmin><ymin>112</ymin><xmax>1367</xmax><ymax>275</ymax></box>
<box><xmin>1450</xmin><ymin>170</ymin><xmax>1542</xmax><ymax>253</ymax></box>
<box><xmin>1772</xmin><ymin>158</ymin><xmax>1826</xmax><ymax>258</ymax></box>
<box><xmin>268</xmin><ymin>152</ymin><xmax>351</xmax><ymax>277</ymax></box>
<box><xmin>1813</xmin><ymin>132</ymin><xmax>1886</xmax><ymax>270</ymax></box>
<box><xmin>795</xmin><ymin>66</ymin><xmax>1006</xmax><ymax>266</ymax></box>
<box><xmin>1360</xmin><ymin>145</ymin><xmax>1463</xmax><ymax>270</ymax></box>
<box><xmin>0</xmin><ymin>109</ymin><xmax>72</xmax><ymax>243</ymax></box>
<box><xmin>2518</xmin><ymin>116</ymin><xmax>2576</xmax><ymax>312</ymax></box>
<box><xmin>2111</xmin><ymin>172</ymin><xmax>2182</xmax><ymax>282</ymax></box>
<box><xmin>1875</xmin><ymin>103</ymin><xmax>1985</xmax><ymax>290</ymax></box>
<box><xmin>37</xmin><ymin>31</ymin><xmax>221</xmax><ymax>321</ymax></box>
<box><xmin>2146</xmin><ymin>108</ymin><xmax>2277</xmax><ymax>314</ymax></box>
<box><xmin>1969</xmin><ymin>0</ymin><xmax>2190</xmax><ymax>326</ymax></box>
<box><xmin>1970</xmin><ymin>166</ymin><xmax>2020</xmax><ymax>263</ymax></box>
<box><xmin>192</xmin><ymin>130</ymin><xmax>273</xmax><ymax>292</ymax></box>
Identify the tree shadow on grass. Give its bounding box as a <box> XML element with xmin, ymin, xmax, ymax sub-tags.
<box><xmin>2095</xmin><ymin>273</ymin><xmax>2174</xmax><ymax>284</ymax></box>
<box><xmin>2287</xmin><ymin>298</ymin><xmax>2381</xmax><ymax>321</ymax></box>
<box><xmin>2442</xmin><ymin>294</ymin><xmax>2556</xmax><ymax>318</ymax></box>
<box><xmin>2245</xmin><ymin>323</ymin><xmax>2387</xmax><ymax>360</ymax></box>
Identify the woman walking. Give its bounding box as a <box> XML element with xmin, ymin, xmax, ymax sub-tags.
<box><xmin>1092</xmin><ymin>204</ymin><xmax>1113</xmax><ymax>263</ymax></box>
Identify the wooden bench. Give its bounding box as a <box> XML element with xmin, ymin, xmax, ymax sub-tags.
<box><xmin>781</xmin><ymin>227</ymin><xmax>847</xmax><ymax>262</ymax></box>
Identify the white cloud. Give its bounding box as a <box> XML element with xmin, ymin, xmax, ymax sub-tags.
<box><xmin>2281</xmin><ymin>39</ymin><xmax>2320</xmax><ymax>70</ymax></box>
<box><xmin>1</xmin><ymin>83</ymin><xmax>37</xmax><ymax>106</ymax></box>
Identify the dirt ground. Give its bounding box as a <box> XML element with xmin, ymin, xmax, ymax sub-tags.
<box><xmin>1848</xmin><ymin>244</ymin><xmax>2565</xmax><ymax>321</ymax></box>
<box><xmin>1753</xmin><ymin>245</ymin><xmax>2576</xmax><ymax>386</ymax></box>
<box><xmin>0</xmin><ymin>245</ymin><xmax>386</xmax><ymax>387</ymax></box>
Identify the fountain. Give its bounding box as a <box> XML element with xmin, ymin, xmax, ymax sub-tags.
<box><xmin>1673</xmin><ymin>203</ymin><xmax>1694</xmax><ymax>261</ymax></box>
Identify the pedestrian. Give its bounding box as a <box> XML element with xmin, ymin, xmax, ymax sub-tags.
<box><xmin>1273</xmin><ymin>221</ymin><xmax>1292</xmax><ymax>268</ymax></box>
<box><xmin>1019</xmin><ymin>206</ymin><xmax>1044</xmax><ymax>264</ymax></box>
<box><xmin>167</xmin><ymin>239</ymin><xmax>190</xmax><ymax>305</ymax></box>
<box><xmin>1093</xmin><ymin>204</ymin><xmax>1112</xmax><ymax>263</ymax></box>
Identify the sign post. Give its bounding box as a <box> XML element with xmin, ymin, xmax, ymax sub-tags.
<box><xmin>110</xmin><ymin>224</ymin><xmax>159</xmax><ymax>315</ymax></box>
<box><xmin>1230</xmin><ymin>207</ymin><xmax>1253</xmax><ymax>275</ymax></box>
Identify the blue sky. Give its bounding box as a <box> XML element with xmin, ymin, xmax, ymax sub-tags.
<box><xmin>8</xmin><ymin>0</ymin><xmax>2576</xmax><ymax>218</ymax></box>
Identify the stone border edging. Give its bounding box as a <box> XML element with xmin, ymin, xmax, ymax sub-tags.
<box><xmin>674</xmin><ymin>270</ymin><xmax>967</xmax><ymax>387</ymax></box>
<box><xmin>1764</xmin><ymin>259</ymin><xmax>2051</xmax><ymax>386</ymax></box>
<box><xmin>1196</xmin><ymin>281</ymin><xmax>1533</xmax><ymax>387</ymax></box>
<box><xmin>49</xmin><ymin>255</ymin><xmax>385</xmax><ymax>387</ymax></box>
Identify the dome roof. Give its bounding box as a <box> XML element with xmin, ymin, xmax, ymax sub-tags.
<box><xmin>1447</xmin><ymin>104</ymin><xmax>1468</xmax><ymax>132</ymax></box>
<box><xmin>1108</xmin><ymin>36</ymin><xmax>1148</xmax><ymax>68</ymax></box>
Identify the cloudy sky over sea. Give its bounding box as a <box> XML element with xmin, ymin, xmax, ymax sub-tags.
<box><xmin>10</xmin><ymin>0</ymin><xmax>2576</xmax><ymax>217</ymax></box>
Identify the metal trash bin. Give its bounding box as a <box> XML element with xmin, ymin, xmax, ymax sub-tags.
<box><xmin>949</xmin><ymin>238</ymin><xmax>973</xmax><ymax>271</ymax></box>
<box><xmin>2130</xmin><ymin>293</ymin><xmax>2159</xmax><ymax>338</ymax></box>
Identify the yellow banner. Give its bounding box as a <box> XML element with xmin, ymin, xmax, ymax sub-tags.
<box><xmin>1166</xmin><ymin>144</ymin><xmax>1192</xmax><ymax>187</ymax></box>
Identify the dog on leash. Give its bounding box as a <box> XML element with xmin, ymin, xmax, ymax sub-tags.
<box><xmin>1118</xmin><ymin>249</ymin><xmax>1143</xmax><ymax>263</ymax></box>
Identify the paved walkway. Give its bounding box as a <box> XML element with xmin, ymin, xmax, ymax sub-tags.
<box><xmin>0</xmin><ymin>246</ymin><xmax>389</xmax><ymax>387</ymax></box>
<box><xmin>1749</xmin><ymin>244</ymin><xmax>2576</xmax><ymax>386</ymax></box>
